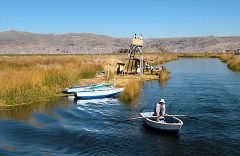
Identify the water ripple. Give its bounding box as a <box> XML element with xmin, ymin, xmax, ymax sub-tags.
<box><xmin>1</xmin><ymin>58</ymin><xmax>240</xmax><ymax>155</ymax></box>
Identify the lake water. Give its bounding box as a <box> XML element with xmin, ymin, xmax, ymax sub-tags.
<box><xmin>0</xmin><ymin>58</ymin><xmax>240</xmax><ymax>155</ymax></box>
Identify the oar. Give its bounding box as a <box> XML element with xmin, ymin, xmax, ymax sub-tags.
<box><xmin>127</xmin><ymin>116</ymin><xmax>158</xmax><ymax>120</ymax></box>
<box><xmin>128</xmin><ymin>114</ymin><xmax>198</xmax><ymax>120</ymax></box>
<box><xmin>165</xmin><ymin>114</ymin><xmax>199</xmax><ymax>120</ymax></box>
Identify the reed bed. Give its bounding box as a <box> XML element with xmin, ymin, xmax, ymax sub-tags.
<box><xmin>159</xmin><ymin>67</ymin><xmax>170</xmax><ymax>81</ymax></box>
<box><xmin>143</xmin><ymin>53</ymin><xmax>178</xmax><ymax>65</ymax></box>
<box><xmin>119</xmin><ymin>77</ymin><xmax>143</xmax><ymax>103</ymax></box>
<box><xmin>177</xmin><ymin>53</ymin><xmax>219</xmax><ymax>58</ymax></box>
<box><xmin>0</xmin><ymin>55</ymin><xmax>100</xmax><ymax>106</ymax></box>
<box><xmin>177</xmin><ymin>53</ymin><xmax>240</xmax><ymax>71</ymax></box>
<box><xmin>2</xmin><ymin>53</ymin><xmax>237</xmax><ymax>107</ymax></box>
<box><xmin>218</xmin><ymin>54</ymin><xmax>240</xmax><ymax>71</ymax></box>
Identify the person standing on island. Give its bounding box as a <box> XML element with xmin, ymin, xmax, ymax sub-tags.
<box><xmin>150</xmin><ymin>66</ymin><xmax>154</xmax><ymax>74</ymax></box>
<box><xmin>136</xmin><ymin>65</ymin><xmax>141</xmax><ymax>75</ymax></box>
<box><xmin>154</xmin><ymin>99</ymin><xmax>166</xmax><ymax>122</ymax></box>
<box><xmin>133</xmin><ymin>33</ymin><xmax>137</xmax><ymax>39</ymax></box>
<box><xmin>139</xmin><ymin>34</ymin><xmax>143</xmax><ymax>40</ymax></box>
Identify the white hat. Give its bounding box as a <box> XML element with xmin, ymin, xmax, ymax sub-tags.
<box><xmin>159</xmin><ymin>99</ymin><xmax>165</xmax><ymax>103</ymax></box>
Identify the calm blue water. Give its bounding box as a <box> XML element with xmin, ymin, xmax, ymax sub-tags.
<box><xmin>0</xmin><ymin>58</ymin><xmax>240</xmax><ymax>155</ymax></box>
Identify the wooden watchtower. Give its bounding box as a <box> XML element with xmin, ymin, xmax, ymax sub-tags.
<box><xmin>124</xmin><ymin>34</ymin><xmax>144</xmax><ymax>75</ymax></box>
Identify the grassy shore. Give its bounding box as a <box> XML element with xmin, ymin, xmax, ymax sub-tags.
<box><xmin>178</xmin><ymin>53</ymin><xmax>240</xmax><ymax>71</ymax></box>
<box><xmin>178</xmin><ymin>53</ymin><xmax>219</xmax><ymax>58</ymax></box>
<box><xmin>143</xmin><ymin>53</ymin><xmax>178</xmax><ymax>65</ymax></box>
<box><xmin>218</xmin><ymin>54</ymin><xmax>240</xmax><ymax>71</ymax></box>
<box><xmin>0</xmin><ymin>54</ymin><xmax>162</xmax><ymax>107</ymax></box>
<box><xmin>0</xmin><ymin>55</ymin><xmax>101</xmax><ymax>107</ymax></box>
<box><xmin>0</xmin><ymin>53</ymin><xmax>238</xmax><ymax>107</ymax></box>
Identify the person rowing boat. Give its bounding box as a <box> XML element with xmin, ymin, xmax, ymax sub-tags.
<box><xmin>153</xmin><ymin>99</ymin><xmax>166</xmax><ymax>122</ymax></box>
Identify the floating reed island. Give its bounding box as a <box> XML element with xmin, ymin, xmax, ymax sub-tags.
<box><xmin>0</xmin><ymin>53</ymin><xmax>238</xmax><ymax>108</ymax></box>
<box><xmin>0</xmin><ymin>54</ymin><xmax>175</xmax><ymax>107</ymax></box>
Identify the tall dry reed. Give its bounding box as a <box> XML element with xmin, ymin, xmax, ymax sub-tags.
<box><xmin>0</xmin><ymin>55</ymin><xmax>100</xmax><ymax>106</ymax></box>
<box><xmin>218</xmin><ymin>54</ymin><xmax>240</xmax><ymax>71</ymax></box>
<box><xmin>159</xmin><ymin>67</ymin><xmax>170</xmax><ymax>81</ymax></box>
<box><xmin>119</xmin><ymin>77</ymin><xmax>143</xmax><ymax>103</ymax></box>
<box><xmin>143</xmin><ymin>53</ymin><xmax>178</xmax><ymax>65</ymax></box>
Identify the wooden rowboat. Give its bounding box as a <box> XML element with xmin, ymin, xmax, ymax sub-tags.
<box><xmin>140</xmin><ymin>112</ymin><xmax>183</xmax><ymax>133</ymax></box>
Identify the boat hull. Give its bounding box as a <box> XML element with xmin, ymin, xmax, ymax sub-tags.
<box><xmin>63</xmin><ymin>84</ymin><xmax>113</xmax><ymax>94</ymax></box>
<box><xmin>140</xmin><ymin>112</ymin><xmax>183</xmax><ymax>133</ymax></box>
<box><xmin>74</xmin><ymin>88</ymin><xmax>124</xmax><ymax>99</ymax></box>
<box><xmin>62</xmin><ymin>87</ymin><xmax>91</xmax><ymax>94</ymax></box>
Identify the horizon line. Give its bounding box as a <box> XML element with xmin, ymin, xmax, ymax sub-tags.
<box><xmin>1</xmin><ymin>29</ymin><xmax>240</xmax><ymax>39</ymax></box>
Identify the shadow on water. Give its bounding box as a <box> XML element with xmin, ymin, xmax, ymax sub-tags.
<box><xmin>1</xmin><ymin>58</ymin><xmax>240</xmax><ymax>155</ymax></box>
<box><xmin>159</xmin><ymin>78</ymin><xmax>169</xmax><ymax>88</ymax></box>
<box><xmin>0</xmin><ymin>97</ymin><xmax>69</xmax><ymax>121</ymax></box>
<box><xmin>143</xmin><ymin>123</ymin><xmax>181</xmax><ymax>137</ymax></box>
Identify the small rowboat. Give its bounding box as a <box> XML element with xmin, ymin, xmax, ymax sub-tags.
<box><xmin>62</xmin><ymin>83</ymin><xmax>113</xmax><ymax>94</ymax></box>
<box><xmin>74</xmin><ymin>88</ymin><xmax>124</xmax><ymax>99</ymax></box>
<box><xmin>140</xmin><ymin>112</ymin><xmax>183</xmax><ymax>133</ymax></box>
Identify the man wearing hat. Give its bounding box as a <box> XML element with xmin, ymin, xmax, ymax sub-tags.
<box><xmin>154</xmin><ymin>99</ymin><xmax>166</xmax><ymax>122</ymax></box>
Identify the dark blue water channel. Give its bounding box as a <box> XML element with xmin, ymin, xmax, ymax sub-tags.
<box><xmin>0</xmin><ymin>58</ymin><xmax>240</xmax><ymax>155</ymax></box>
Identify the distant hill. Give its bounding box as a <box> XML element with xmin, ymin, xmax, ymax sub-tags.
<box><xmin>145</xmin><ymin>36</ymin><xmax>240</xmax><ymax>53</ymax></box>
<box><xmin>0</xmin><ymin>30</ymin><xmax>240</xmax><ymax>54</ymax></box>
<box><xmin>0</xmin><ymin>30</ymin><xmax>129</xmax><ymax>54</ymax></box>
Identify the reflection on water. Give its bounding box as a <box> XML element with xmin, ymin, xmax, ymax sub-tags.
<box><xmin>0</xmin><ymin>58</ymin><xmax>240</xmax><ymax>155</ymax></box>
<box><xmin>76</xmin><ymin>98</ymin><xmax>119</xmax><ymax>105</ymax></box>
<box><xmin>159</xmin><ymin>79</ymin><xmax>169</xmax><ymax>87</ymax></box>
<box><xmin>0</xmin><ymin>97</ymin><xmax>69</xmax><ymax>121</ymax></box>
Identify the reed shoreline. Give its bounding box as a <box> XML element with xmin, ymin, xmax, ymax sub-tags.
<box><xmin>0</xmin><ymin>54</ymin><xmax>162</xmax><ymax>107</ymax></box>
<box><xmin>0</xmin><ymin>53</ymin><xmax>239</xmax><ymax>108</ymax></box>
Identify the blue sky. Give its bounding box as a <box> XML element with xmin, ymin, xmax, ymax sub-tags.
<box><xmin>0</xmin><ymin>0</ymin><xmax>240</xmax><ymax>38</ymax></box>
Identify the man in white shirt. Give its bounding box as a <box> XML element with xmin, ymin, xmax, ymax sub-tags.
<box><xmin>154</xmin><ymin>99</ymin><xmax>166</xmax><ymax>122</ymax></box>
